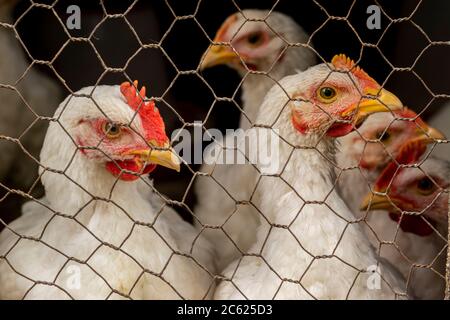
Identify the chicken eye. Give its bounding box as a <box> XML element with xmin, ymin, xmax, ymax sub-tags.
<box><xmin>246</xmin><ymin>32</ymin><xmax>264</xmax><ymax>47</ymax></box>
<box><xmin>318</xmin><ymin>86</ymin><xmax>337</xmax><ymax>102</ymax></box>
<box><xmin>103</xmin><ymin>122</ymin><xmax>122</xmax><ymax>138</ymax></box>
<box><xmin>416</xmin><ymin>177</ymin><xmax>436</xmax><ymax>195</ymax></box>
<box><xmin>376</xmin><ymin>131</ymin><xmax>391</xmax><ymax>143</ymax></box>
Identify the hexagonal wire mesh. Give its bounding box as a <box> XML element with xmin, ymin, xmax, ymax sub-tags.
<box><xmin>448</xmin><ymin>196</ymin><xmax>450</xmax><ymax>299</ymax></box>
<box><xmin>0</xmin><ymin>0</ymin><xmax>449</xmax><ymax>299</ymax></box>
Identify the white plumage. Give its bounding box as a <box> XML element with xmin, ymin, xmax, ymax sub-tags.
<box><xmin>337</xmin><ymin>111</ymin><xmax>447</xmax><ymax>299</ymax></box>
<box><xmin>196</xmin><ymin>10</ymin><xmax>316</xmax><ymax>271</ymax></box>
<box><xmin>0</xmin><ymin>2</ymin><xmax>446</xmax><ymax>301</ymax></box>
<box><xmin>359</xmin><ymin>141</ymin><xmax>450</xmax><ymax>299</ymax></box>
<box><xmin>0</xmin><ymin>84</ymin><xmax>215</xmax><ymax>299</ymax></box>
<box><xmin>214</xmin><ymin>59</ymin><xmax>407</xmax><ymax>299</ymax></box>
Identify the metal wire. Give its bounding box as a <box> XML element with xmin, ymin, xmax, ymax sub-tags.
<box><xmin>446</xmin><ymin>193</ymin><xmax>450</xmax><ymax>300</ymax></box>
<box><xmin>0</xmin><ymin>0</ymin><xmax>448</xmax><ymax>300</ymax></box>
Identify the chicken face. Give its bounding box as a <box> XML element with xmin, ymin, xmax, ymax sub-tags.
<box><xmin>343</xmin><ymin>109</ymin><xmax>445</xmax><ymax>171</ymax></box>
<box><xmin>200</xmin><ymin>10</ymin><xmax>298</xmax><ymax>73</ymax></box>
<box><xmin>361</xmin><ymin>139</ymin><xmax>449</xmax><ymax>235</ymax></box>
<box><xmin>290</xmin><ymin>54</ymin><xmax>403</xmax><ymax>137</ymax></box>
<box><xmin>71</xmin><ymin>81</ymin><xmax>180</xmax><ymax>182</ymax></box>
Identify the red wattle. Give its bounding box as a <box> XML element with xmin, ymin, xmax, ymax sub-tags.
<box><xmin>388</xmin><ymin>212</ymin><xmax>434</xmax><ymax>237</ymax></box>
<box><xmin>245</xmin><ymin>63</ymin><xmax>258</xmax><ymax>71</ymax></box>
<box><xmin>105</xmin><ymin>160</ymin><xmax>156</xmax><ymax>181</ymax></box>
<box><xmin>326</xmin><ymin>123</ymin><xmax>354</xmax><ymax>137</ymax></box>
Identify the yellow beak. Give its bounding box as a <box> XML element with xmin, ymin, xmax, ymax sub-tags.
<box><xmin>360</xmin><ymin>193</ymin><xmax>394</xmax><ymax>211</ymax></box>
<box><xmin>127</xmin><ymin>146</ymin><xmax>181</xmax><ymax>172</ymax></box>
<box><xmin>200</xmin><ymin>45</ymin><xmax>239</xmax><ymax>70</ymax></box>
<box><xmin>343</xmin><ymin>88</ymin><xmax>403</xmax><ymax>124</ymax></box>
<box><xmin>415</xmin><ymin>125</ymin><xmax>446</xmax><ymax>143</ymax></box>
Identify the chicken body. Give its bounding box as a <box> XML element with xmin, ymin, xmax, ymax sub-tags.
<box><xmin>337</xmin><ymin>112</ymin><xmax>446</xmax><ymax>299</ymax></box>
<box><xmin>0</xmin><ymin>84</ymin><xmax>214</xmax><ymax>299</ymax></box>
<box><xmin>214</xmin><ymin>57</ymin><xmax>407</xmax><ymax>299</ymax></box>
<box><xmin>195</xmin><ymin>10</ymin><xmax>316</xmax><ymax>271</ymax></box>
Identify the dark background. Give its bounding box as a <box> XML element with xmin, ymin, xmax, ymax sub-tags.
<box><xmin>1</xmin><ymin>0</ymin><xmax>449</xmax><ymax>226</ymax></box>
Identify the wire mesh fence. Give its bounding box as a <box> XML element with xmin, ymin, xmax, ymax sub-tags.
<box><xmin>447</xmin><ymin>194</ymin><xmax>450</xmax><ymax>299</ymax></box>
<box><xmin>0</xmin><ymin>0</ymin><xmax>449</xmax><ymax>299</ymax></box>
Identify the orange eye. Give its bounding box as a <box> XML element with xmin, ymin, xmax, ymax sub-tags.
<box><xmin>317</xmin><ymin>86</ymin><xmax>338</xmax><ymax>103</ymax></box>
<box><xmin>102</xmin><ymin>122</ymin><xmax>122</xmax><ymax>138</ymax></box>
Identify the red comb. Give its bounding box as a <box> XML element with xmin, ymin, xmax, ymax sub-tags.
<box><xmin>394</xmin><ymin>108</ymin><xmax>417</xmax><ymax>119</ymax></box>
<box><xmin>331</xmin><ymin>54</ymin><xmax>378</xmax><ymax>89</ymax></box>
<box><xmin>121</xmin><ymin>80</ymin><xmax>152</xmax><ymax>112</ymax></box>
<box><xmin>120</xmin><ymin>81</ymin><xmax>168</xmax><ymax>146</ymax></box>
<box><xmin>394</xmin><ymin>108</ymin><xmax>427</xmax><ymax>128</ymax></box>
<box><xmin>215</xmin><ymin>13</ymin><xmax>239</xmax><ymax>41</ymax></box>
<box><xmin>373</xmin><ymin>139</ymin><xmax>428</xmax><ymax>192</ymax></box>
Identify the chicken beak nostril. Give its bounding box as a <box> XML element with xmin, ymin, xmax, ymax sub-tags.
<box><xmin>360</xmin><ymin>193</ymin><xmax>392</xmax><ymax>211</ymax></box>
<box><xmin>343</xmin><ymin>88</ymin><xmax>403</xmax><ymax>126</ymax></box>
<box><xmin>423</xmin><ymin>126</ymin><xmax>445</xmax><ymax>141</ymax></box>
<box><xmin>126</xmin><ymin>146</ymin><xmax>181</xmax><ymax>172</ymax></box>
<box><xmin>407</xmin><ymin>126</ymin><xmax>445</xmax><ymax>149</ymax></box>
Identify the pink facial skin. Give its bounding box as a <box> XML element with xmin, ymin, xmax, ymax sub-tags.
<box><xmin>371</xmin><ymin>139</ymin><xmax>449</xmax><ymax>236</ymax></box>
<box><xmin>348</xmin><ymin>109</ymin><xmax>432</xmax><ymax>173</ymax></box>
<box><xmin>383</xmin><ymin>164</ymin><xmax>449</xmax><ymax>233</ymax></box>
<box><xmin>76</xmin><ymin>118</ymin><xmax>157</xmax><ymax>181</ymax></box>
<box><xmin>290</xmin><ymin>55</ymin><xmax>388</xmax><ymax>138</ymax></box>
<box><xmin>75</xmin><ymin>81</ymin><xmax>170</xmax><ymax>182</ymax></box>
<box><xmin>214</xmin><ymin>14</ymin><xmax>287</xmax><ymax>72</ymax></box>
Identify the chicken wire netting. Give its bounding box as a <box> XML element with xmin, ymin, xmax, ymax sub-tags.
<box><xmin>0</xmin><ymin>0</ymin><xmax>449</xmax><ymax>300</ymax></box>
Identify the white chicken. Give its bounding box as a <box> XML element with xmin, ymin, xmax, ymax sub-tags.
<box><xmin>0</xmin><ymin>0</ymin><xmax>62</xmax><ymax>187</ymax></box>
<box><xmin>361</xmin><ymin>139</ymin><xmax>449</xmax><ymax>299</ymax></box>
<box><xmin>196</xmin><ymin>10</ymin><xmax>315</xmax><ymax>271</ymax></box>
<box><xmin>214</xmin><ymin>55</ymin><xmax>407</xmax><ymax>299</ymax></box>
<box><xmin>0</xmin><ymin>82</ymin><xmax>215</xmax><ymax>299</ymax></box>
<box><xmin>200</xmin><ymin>9</ymin><xmax>315</xmax><ymax>129</ymax></box>
<box><xmin>337</xmin><ymin>108</ymin><xmax>444</xmax><ymax>215</ymax></box>
<box><xmin>337</xmin><ymin>109</ymin><xmax>446</xmax><ymax>299</ymax></box>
